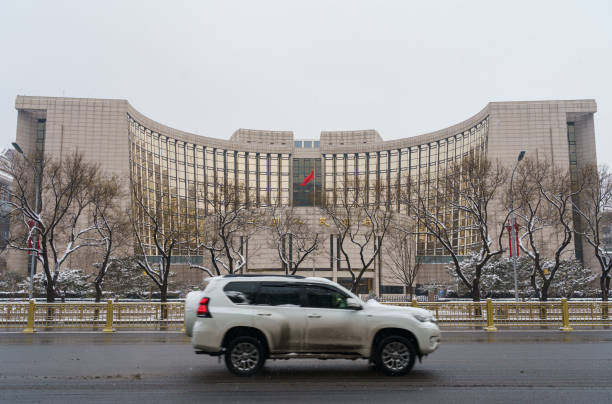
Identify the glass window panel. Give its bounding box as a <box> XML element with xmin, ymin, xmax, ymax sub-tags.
<box><xmin>303</xmin><ymin>286</ymin><xmax>349</xmax><ymax>309</ymax></box>
<box><xmin>255</xmin><ymin>285</ymin><xmax>302</xmax><ymax>306</ymax></box>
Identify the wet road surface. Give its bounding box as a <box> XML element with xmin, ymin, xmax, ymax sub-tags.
<box><xmin>0</xmin><ymin>330</ymin><xmax>611</xmax><ymax>403</ymax></box>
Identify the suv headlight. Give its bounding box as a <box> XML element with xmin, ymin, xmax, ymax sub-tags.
<box><xmin>413</xmin><ymin>314</ymin><xmax>437</xmax><ymax>324</ymax></box>
<box><xmin>413</xmin><ymin>314</ymin><xmax>429</xmax><ymax>322</ymax></box>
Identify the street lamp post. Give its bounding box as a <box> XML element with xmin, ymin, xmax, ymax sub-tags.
<box><xmin>12</xmin><ymin>142</ymin><xmax>40</xmax><ymax>300</ymax></box>
<box><xmin>509</xmin><ymin>151</ymin><xmax>526</xmax><ymax>302</ymax></box>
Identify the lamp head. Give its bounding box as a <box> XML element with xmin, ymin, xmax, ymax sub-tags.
<box><xmin>517</xmin><ymin>151</ymin><xmax>526</xmax><ymax>162</ymax></box>
<box><xmin>11</xmin><ymin>142</ymin><xmax>23</xmax><ymax>154</ymax></box>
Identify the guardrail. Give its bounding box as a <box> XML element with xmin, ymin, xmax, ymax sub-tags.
<box><xmin>1</xmin><ymin>299</ymin><xmax>610</xmax><ymax>333</ymax></box>
<box><xmin>1</xmin><ymin>300</ymin><xmax>184</xmax><ymax>332</ymax></box>
<box><xmin>393</xmin><ymin>298</ymin><xmax>611</xmax><ymax>330</ymax></box>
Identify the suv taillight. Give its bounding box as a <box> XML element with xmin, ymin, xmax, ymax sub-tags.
<box><xmin>197</xmin><ymin>297</ymin><xmax>211</xmax><ymax>317</ymax></box>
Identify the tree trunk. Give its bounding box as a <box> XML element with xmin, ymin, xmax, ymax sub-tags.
<box><xmin>350</xmin><ymin>273</ymin><xmax>360</xmax><ymax>294</ymax></box>
<box><xmin>601</xmin><ymin>274</ymin><xmax>609</xmax><ymax>302</ymax></box>
<box><xmin>470</xmin><ymin>278</ymin><xmax>483</xmax><ymax>318</ymax></box>
<box><xmin>45</xmin><ymin>281</ymin><xmax>56</xmax><ymax>303</ymax></box>
<box><xmin>160</xmin><ymin>285</ymin><xmax>168</xmax><ymax>322</ymax></box>
<box><xmin>601</xmin><ymin>274</ymin><xmax>609</xmax><ymax>319</ymax></box>
<box><xmin>471</xmin><ymin>278</ymin><xmax>480</xmax><ymax>302</ymax></box>
<box><xmin>534</xmin><ymin>279</ymin><xmax>549</xmax><ymax>319</ymax></box>
<box><xmin>95</xmin><ymin>248</ymin><xmax>111</xmax><ymax>303</ymax></box>
<box><xmin>530</xmin><ymin>273</ymin><xmax>540</xmax><ymax>300</ymax></box>
<box><xmin>93</xmin><ymin>281</ymin><xmax>101</xmax><ymax>321</ymax></box>
<box><xmin>281</xmin><ymin>236</ymin><xmax>287</xmax><ymax>275</ymax></box>
<box><xmin>540</xmin><ymin>281</ymin><xmax>549</xmax><ymax>302</ymax></box>
<box><xmin>94</xmin><ymin>281</ymin><xmax>103</xmax><ymax>303</ymax></box>
<box><xmin>160</xmin><ymin>284</ymin><xmax>167</xmax><ymax>302</ymax></box>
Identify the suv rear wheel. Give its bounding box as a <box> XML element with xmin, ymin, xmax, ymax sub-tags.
<box><xmin>374</xmin><ymin>335</ymin><xmax>416</xmax><ymax>376</ymax></box>
<box><xmin>224</xmin><ymin>336</ymin><xmax>266</xmax><ymax>376</ymax></box>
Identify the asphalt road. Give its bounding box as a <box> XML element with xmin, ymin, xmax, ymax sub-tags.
<box><xmin>1</xmin><ymin>330</ymin><xmax>611</xmax><ymax>403</ymax></box>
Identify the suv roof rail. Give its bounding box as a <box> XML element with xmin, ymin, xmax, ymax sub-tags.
<box><xmin>222</xmin><ymin>274</ymin><xmax>306</xmax><ymax>279</ymax></box>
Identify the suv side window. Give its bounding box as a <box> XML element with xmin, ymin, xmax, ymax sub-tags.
<box><xmin>223</xmin><ymin>282</ymin><xmax>259</xmax><ymax>305</ymax></box>
<box><xmin>254</xmin><ymin>284</ymin><xmax>302</xmax><ymax>306</ymax></box>
<box><xmin>304</xmin><ymin>285</ymin><xmax>349</xmax><ymax>309</ymax></box>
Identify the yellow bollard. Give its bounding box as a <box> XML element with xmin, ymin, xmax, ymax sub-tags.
<box><xmin>484</xmin><ymin>298</ymin><xmax>497</xmax><ymax>332</ymax></box>
<box><xmin>103</xmin><ymin>299</ymin><xmax>115</xmax><ymax>333</ymax></box>
<box><xmin>411</xmin><ymin>298</ymin><xmax>418</xmax><ymax>307</ymax></box>
<box><xmin>23</xmin><ymin>299</ymin><xmax>36</xmax><ymax>333</ymax></box>
<box><xmin>559</xmin><ymin>298</ymin><xmax>573</xmax><ymax>332</ymax></box>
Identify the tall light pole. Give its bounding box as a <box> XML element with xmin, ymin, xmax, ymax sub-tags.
<box><xmin>12</xmin><ymin>142</ymin><xmax>40</xmax><ymax>300</ymax></box>
<box><xmin>509</xmin><ymin>150</ymin><xmax>526</xmax><ymax>302</ymax></box>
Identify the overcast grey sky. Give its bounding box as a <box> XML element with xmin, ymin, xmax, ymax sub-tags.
<box><xmin>1</xmin><ymin>0</ymin><xmax>611</xmax><ymax>165</ymax></box>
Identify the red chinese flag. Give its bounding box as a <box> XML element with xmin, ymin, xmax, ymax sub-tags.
<box><xmin>300</xmin><ymin>168</ymin><xmax>314</xmax><ymax>186</ymax></box>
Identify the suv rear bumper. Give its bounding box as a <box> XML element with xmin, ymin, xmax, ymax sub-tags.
<box><xmin>192</xmin><ymin>319</ymin><xmax>224</xmax><ymax>352</ymax></box>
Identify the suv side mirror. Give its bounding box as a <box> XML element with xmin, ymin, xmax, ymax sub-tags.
<box><xmin>346</xmin><ymin>298</ymin><xmax>362</xmax><ymax>310</ymax></box>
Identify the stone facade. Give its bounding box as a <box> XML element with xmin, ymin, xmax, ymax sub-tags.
<box><xmin>12</xmin><ymin>96</ymin><xmax>598</xmax><ymax>293</ymax></box>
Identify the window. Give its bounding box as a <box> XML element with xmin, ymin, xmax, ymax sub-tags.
<box><xmin>294</xmin><ymin>141</ymin><xmax>302</xmax><ymax>148</ymax></box>
<box><xmin>567</xmin><ymin>122</ymin><xmax>577</xmax><ymax>165</ymax></box>
<box><xmin>292</xmin><ymin>158</ymin><xmax>322</xmax><ymax>207</ymax></box>
<box><xmin>303</xmin><ymin>285</ymin><xmax>349</xmax><ymax>309</ymax></box>
<box><xmin>303</xmin><ymin>141</ymin><xmax>312</xmax><ymax>148</ymax></box>
<box><xmin>381</xmin><ymin>285</ymin><xmax>404</xmax><ymax>294</ymax></box>
<box><xmin>338</xmin><ymin>277</ymin><xmax>370</xmax><ymax>294</ymax></box>
<box><xmin>223</xmin><ymin>282</ymin><xmax>258</xmax><ymax>305</ymax></box>
<box><xmin>255</xmin><ymin>284</ymin><xmax>302</xmax><ymax>306</ymax></box>
<box><xmin>36</xmin><ymin>120</ymin><xmax>46</xmax><ymax>142</ymax></box>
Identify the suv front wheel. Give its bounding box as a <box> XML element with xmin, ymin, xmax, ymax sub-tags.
<box><xmin>374</xmin><ymin>335</ymin><xmax>416</xmax><ymax>376</ymax></box>
<box><xmin>224</xmin><ymin>336</ymin><xmax>266</xmax><ymax>376</ymax></box>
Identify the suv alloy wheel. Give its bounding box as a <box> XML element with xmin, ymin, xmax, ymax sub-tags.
<box><xmin>224</xmin><ymin>336</ymin><xmax>266</xmax><ymax>376</ymax></box>
<box><xmin>374</xmin><ymin>335</ymin><xmax>416</xmax><ymax>376</ymax></box>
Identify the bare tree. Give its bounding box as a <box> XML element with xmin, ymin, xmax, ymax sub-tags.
<box><xmin>385</xmin><ymin>225</ymin><xmax>421</xmax><ymax>299</ymax></box>
<box><xmin>189</xmin><ymin>184</ymin><xmax>261</xmax><ymax>276</ymax></box>
<box><xmin>4</xmin><ymin>152</ymin><xmax>102</xmax><ymax>302</ymax></box>
<box><xmin>571</xmin><ymin>164</ymin><xmax>612</xmax><ymax>302</ymax></box>
<box><xmin>515</xmin><ymin>159</ymin><xmax>582</xmax><ymax>301</ymax></box>
<box><xmin>321</xmin><ymin>178</ymin><xmax>394</xmax><ymax>293</ymax></box>
<box><xmin>267</xmin><ymin>204</ymin><xmax>319</xmax><ymax>275</ymax></box>
<box><xmin>411</xmin><ymin>154</ymin><xmax>510</xmax><ymax>301</ymax></box>
<box><xmin>91</xmin><ymin>176</ymin><xmax>129</xmax><ymax>302</ymax></box>
<box><xmin>131</xmin><ymin>183</ymin><xmax>183</xmax><ymax>303</ymax></box>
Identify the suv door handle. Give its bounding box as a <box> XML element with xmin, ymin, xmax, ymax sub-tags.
<box><xmin>257</xmin><ymin>313</ymin><xmax>272</xmax><ymax>316</ymax></box>
<box><xmin>307</xmin><ymin>314</ymin><xmax>321</xmax><ymax>318</ymax></box>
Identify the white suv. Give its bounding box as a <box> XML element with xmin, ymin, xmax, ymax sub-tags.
<box><xmin>184</xmin><ymin>275</ymin><xmax>440</xmax><ymax>376</ymax></box>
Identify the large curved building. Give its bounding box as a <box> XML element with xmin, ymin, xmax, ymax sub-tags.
<box><xmin>13</xmin><ymin>96</ymin><xmax>597</xmax><ymax>294</ymax></box>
